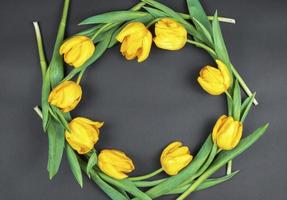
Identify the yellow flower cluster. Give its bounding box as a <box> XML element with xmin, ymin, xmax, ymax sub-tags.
<box><xmin>46</xmin><ymin>17</ymin><xmax>242</xmax><ymax>180</ymax></box>
<box><xmin>116</xmin><ymin>18</ymin><xmax>188</xmax><ymax>62</ymax></box>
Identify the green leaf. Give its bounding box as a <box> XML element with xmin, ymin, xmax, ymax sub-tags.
<box><xmin>167</xmin><ymin>170</ymin><xmax>239</xmax><ymax>194</ymax></box>
<box><xmin>86</xmin><ymin>151</ymin><xmax>98</xmax><ymax>178</ymax></box>
<box><xmin>144</xmin><ymin>136</ymin><xmax>213</xmax><ymax>199</ymax></box>
<box><xmin>186</xmin><ymin>0</ymin><xmax>212</xmax><ymax>34</ymax></box>
<box><xmin>49</xmin><ymin>0</ymin><xmax>70</xmax><ymax>87</ymax></box>
<box><xmin>212</xmin><ymin>11</ymin><xmax>230</xmax><ymax>65</ymax></box>
<box><xmin>41</xmin><ymin>70</ymin><xmax>51</xmax><ymax>131</ymax></box>
<box><xmin>50</xmin><ymin>105</ymin><xmax>70</xmax><ymax>131</ymax></box>
<box><xmin>79</xmin><ymin>11</ymin><xmax>148</xmax><ymax>25</ymax></box>
<box><xmin>47</xmin><ymin>118</ymin><xmax>65</xmax><ymax>179</ymax></box>
<box><xmin>192</xmin><ymin>17</ymin><xmax>213</xmax><ymax>46</ymax></box>
<box><xmin>232</xmin><ymin>80</ymin><xmax>241</xmax><ymax>120</ymax></box>
<box><xmin>66</xmin><ymin>145</ymin><xmax>83</xmax><ymax>187</ymax></box>
<box><xmin>141</xmin><ymin>0</ymin><xmax>198</xmax><ymax>36</ymax></box>
<box><xmin>240</xmin><ymin>93</ymin><xmax>255</xmax><ymax>123</ymax></box>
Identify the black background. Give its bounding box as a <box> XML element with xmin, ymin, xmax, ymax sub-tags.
<box><xmin>1</xmin><ymin>0</ymin><xmax>287</xmax><ymax>199</ymax></box>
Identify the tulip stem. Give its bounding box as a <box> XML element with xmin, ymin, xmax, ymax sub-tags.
<box><xmin>178</xmin><ymin>12</ymin><xmax>236</xmax><ymax>24</ymax></box>
<box><xmin>129</xmin><ymin>168</ymin><xmax>164</xmax><ymax>181</ymax></box>
<box><xmin>34</xmin><ymin>106</ymin><xmax>43</xmax><ymax>119</ymax></box>
<box><xmin>226</xmin><ymin>160</ymin><xmax>232</xmax><ymax>175</ymax></box>
<box><xmin>186</xmin><ymin>39</ymin><xmax>216</xmax><ymax>58</ymax></box>
<box><xmin>33</xmin><ymin>21</ymin><xmax>47</xmax><ymax>78</ymax></box>
<box><xmin>224</xmin><ymin>91</ymin><xmax>232</xmax><ymax>100</ymax></box>
<box><xmin>146</xmin><ymin>18</ymin><xmax>162</xmax><ymax>28</ymax></box>
<box><xmin>76</xmin><ymin>69</ymin><xmax>86</xmax><ymax>84</ymax></box>
<box><xmin>230</xmin><ymin>64</ymin><xmax>258</xmax><ymax>105</ymax></box>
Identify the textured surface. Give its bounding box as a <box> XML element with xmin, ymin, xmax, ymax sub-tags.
<box><xmin>0</xmin><ymin>0</ymin><xmax>287</xmax><ymax>199</ymax></box>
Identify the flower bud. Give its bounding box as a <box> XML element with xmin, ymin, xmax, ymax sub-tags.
<box><xmin>98</xmin><ymin>149</ymin><xmax>135</xmax><ymax>180</ymax></box>
<box><xmin>154</xmin><ymin>18</ymin><xmax>187</xmax><ymax>50</ymax></box>
<box><xmin>160</xmin><ymin>141</ymin><xmax>193</xmax><ymax>175</ymax></box>
<box><xmin>212</xmin><ymin>115</ymin><xmax>243</xmax><ymax>150</ymax></box>
<box><xmin>48</xmin><ymin>81</ymin><xmax>82</xmax><ymax>112</ymax></box>
<box><xmin>65</xmin><ymin>117</ymin><xmax>104</xmax><ymax>154</ymax></box>
<box><xmin>116</xmin><ymin>22</ymin><xmax>152</xmax><ymax>62</ymax></box>
<box><xmin>197</xmin><ymin>60</ymin><xmax>232</xmax><ymax>95</ymax></box>
<box><xmin>60</xmin><ymin>36</ymin><xmax>95</xmax><ymax>68</ymax></box>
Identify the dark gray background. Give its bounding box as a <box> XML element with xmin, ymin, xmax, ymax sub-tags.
<box><xmin>1</xmin><ymin>0</ymin><xmax>287</xmax><ymax>199</ymax></box>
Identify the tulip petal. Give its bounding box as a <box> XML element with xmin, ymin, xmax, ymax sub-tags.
<box><xmin>137</xmin><ymin>31</ymin><xmax>152</xmax><ymax>62</ymax></box>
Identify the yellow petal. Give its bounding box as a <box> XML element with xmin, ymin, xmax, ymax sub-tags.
<box><xmin>137</xmin><ymin>31</ymin><xmax>152</xmax><ymax>62</ymax></box>
<box><xmin>216</xmin><ymin>60</ymin><xmax>231</xmax><ymax>89</ymax></box>
<box><xmin>72</xmin><ymin>40</ymin><xmax>95</xmax><ymax>67</ymax></box>
<box><xmin>116</xmin><ymin>22</ymin><xmax>146</xmax><ymax>42</ymax></box>
<box><xmin>197</xmin><ymin>77</ymin><xmax>226</xmax><ymax>95</ymax></box>
<box><xmin>60</xmin><ymin>36</ymin><xmax>88</xmax><ymax>54</ymax></box>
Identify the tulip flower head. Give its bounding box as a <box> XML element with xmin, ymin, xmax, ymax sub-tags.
<box><xmin>48</xmin><ymin>81</ymin><xmax>82</xmax><ymax>112</ymax></box>
<box><xmin>154</xmin><ymin>18</ymin><xmax>187</xmax><ymax>50</ymax></box>
<box><xmin>116</xmin><ymin>22</ymin><xmax>152</xmax><ymax>62</ymax></box>
<box><xmin>98</xmin><ymin>149</ymin><xmax>135</xmax><ymax>180</ymax></box>
<box><xmin>160</xmin><ymin>141</ymin><xmax>193</xmax><ymax>175</ymax></box>
<box><xmin>60</xmin><ymin>35</ymin><xmax>95</xmax><ymax>68</ymax></box>
<box><xmin>65</xmin><ymin>117</ymin><xmax>104</xmax><ymax>154</ymax></box>
<box><xmin>197</xmin><ymin>60</ymin><xmax>232</xmax><ymax>95</ymax></box>
<box><xmin>212</xmin><ymin>115</ymin><xmax>243</xmax><ymax>150</ymax></box>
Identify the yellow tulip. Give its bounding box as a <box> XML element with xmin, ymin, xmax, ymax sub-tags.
<box><xmin>98</xmin><ymin>149</ymin><xmax>135</xmax><ymax>180</ymax></box>
<box><xmin>154</xmin><ymin>18</ymin><xmax>187</xmax><ymax>50</ymax></box>
<box><xmin>60</xmin><ymin>36</ymin><xmax>95</xmax><ymax>68</ymax></box>
<box><xmin>197</xmin><ymin>60</ymin><xmax>232</xmax><ymax>95</ymax></box>
<box><xmin>212</xmin><ymin>115</ymin><xmax>243</xmax><ymax>150</ymax></box>
<box><xmin>65</xmin><ymin>117</ymin><xmax>104</xmax><ymax>154</ymax></box>
<box><xmin>48</xmin><ymin>81</ymin><xmax>82</xmax><ymax>112</ymax></box>
<box><xmin>160</xmin><ymin>141</ymin><xmax>193</xmax><ymax>175</ymax></box>
<box><xmin>116</xmin><ymin>22</ymin><xmax>152</xmax><ymax>62</ymax></box>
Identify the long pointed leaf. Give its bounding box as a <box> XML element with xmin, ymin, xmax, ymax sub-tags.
<box><xmin>212</xmin><ymin>11</ymin><xmax>230</xmax><ymax>65</ymax></box>
<box><xmin>186</xmin><ymin>0</ymin><xmax>212</xmax><ymax>33</ymax></box>
<box><xmin>66</xmin><ymin>145</ymin><xmax>83</xmax><ymax>187</ymax></box>
<box><xmin>79</xmin><ymin>11</ymin><xmax>148</xmax><ymax>25</ymax></box>
<box><xmin>47</xmin><ymin>118</ymin><xmax>65</xmax><ymax>179</ymax></box>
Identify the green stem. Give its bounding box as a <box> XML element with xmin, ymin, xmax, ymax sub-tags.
<box><xmin>230</xmin><ymin>64</ymin><xmax>258</xmax><ymax>105</ymax></box>
<box><xmin>186</xmin><ymin>39</ymin><xmax>216</xmax><ymax>58</ymax></box>
<box><xmin>51</xmin><ymin>0</ymin><xmax>70</xmax><ymax>60</ymax></box>
<box><xmin>33</xmin><ymin>22</ymin><xmax>47</xmax><ymax>78</ymax></box>
<box><xmin>34</xmin><ymin>106</ymin><xmax>43</xmax><ymax>119</ymax></box>
<box><xmin>129</xmin><ymin>168</ymin><xmax>163</xmax><ymax>181</ymax></box>
<box><xmin>226</xmin><ymin>160</ymin><xmax>232</xmax><ymax>175</ymax></box>
<box><xmin>224</xmin><ymin>91</ymin><xmax>232</xmax><ymax>100</ymax></box>
<box><xmin>146</xmin><ymin>18</ymin><xmax>162</xmax><ymax>28</ymax></box>
<box><xmin>178</xmin><ymin>13</ymin><xmax>236</xmax><ymax>24</ymax></box>
<box><xmin>176</xmin><ymin>172</ymin><xmax>208</xmax><ymax>200</ymax></box>
<box><xmin>76</xmin><ymin>68</ymin><xmax>86</xmax><ymax>84</ymax></box>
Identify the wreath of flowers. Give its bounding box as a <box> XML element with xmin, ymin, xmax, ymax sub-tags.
<box><xmin>33</xmin><ymin>0</ymin><xmax>269</xmax><ymax>199</ymax></box>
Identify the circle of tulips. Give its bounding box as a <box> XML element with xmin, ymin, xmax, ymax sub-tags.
<box><xmin>33</xmin><ymin>0</ymin><xmax>269</xmax><ymax>199</ymax></box>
